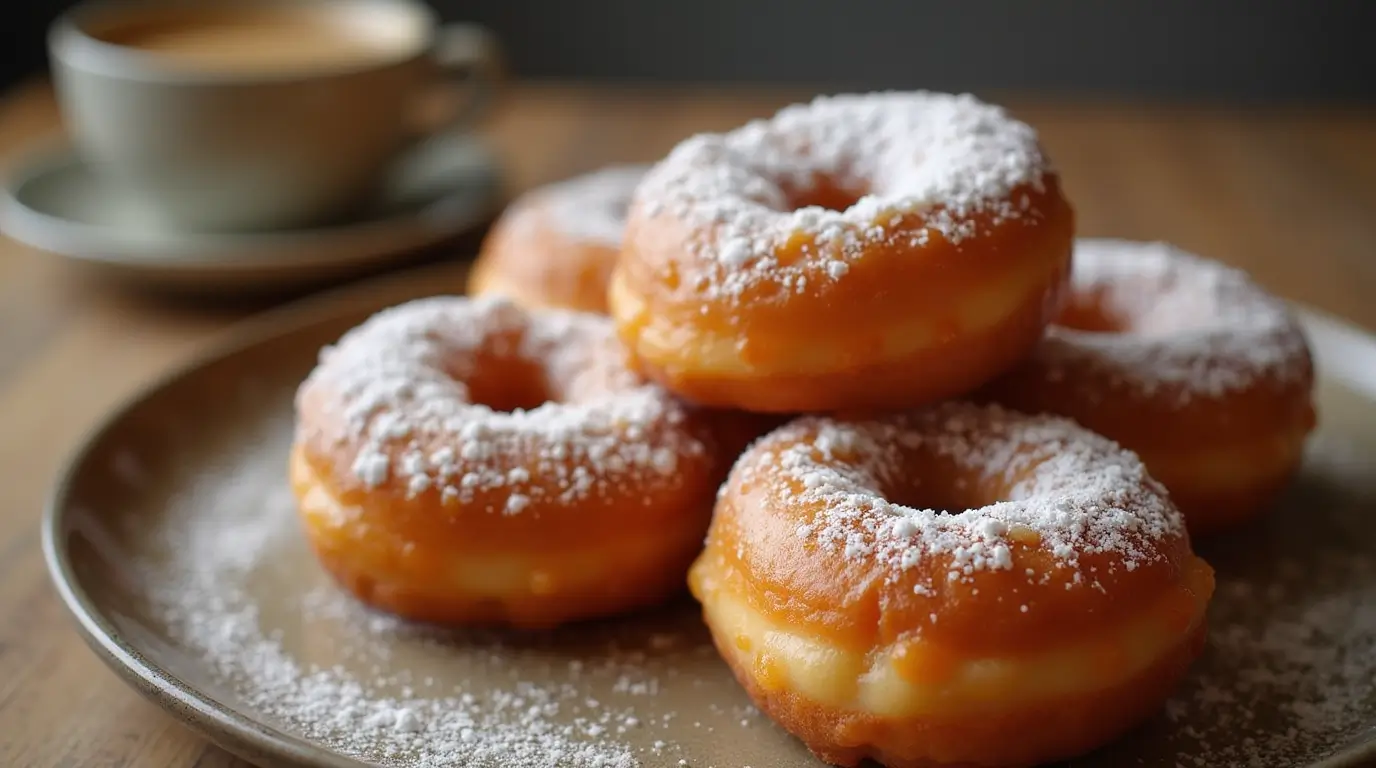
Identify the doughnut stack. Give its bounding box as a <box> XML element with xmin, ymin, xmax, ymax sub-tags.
<box><xmin>294</xmin><ymin>91</ymin><xmax>1316</xmax><ymax>768</ymax></box>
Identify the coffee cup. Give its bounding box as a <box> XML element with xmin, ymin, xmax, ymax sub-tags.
<box><xmin>49</xmin><ymin>0</ymin><xmax>501</xmax><ymax>232</ymax></box>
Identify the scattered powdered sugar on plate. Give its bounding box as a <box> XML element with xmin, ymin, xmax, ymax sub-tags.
<box><xmin>115</xmin><ymin>413</ymin><xmax>772</xmax><ymax>768</ymax></box>
<box><xmin>628</xmin><ymin>91</ymin><xmax>1053</xmax><ymax>301</ymax></box>
<box><xmin>1098</xmin><ymin>430</ymin><xmax>1376</xmax><ymax>767</ymax></box>
<box><xmin>1160</xmin><ymin>555</ymin><xmax>1376</xmax><ymax>767</ymax></box>
<box><xmin>127</xmin><ymin>424</ymin><xmax>651</xmax><ymax>767</ymax></box>
<box><xmin>95</xmin><ymin>353</ymin><xmax>1376</xmax><ymax>768</ymax></box>
<box><xmin>518</xmin><ymin>165</ymin><xmax>648</xmax><ymax>246</ymax></box>
<box><xmin>1032</xmin><ymin>238</ymin><xmax>1313</xmax><ymax>401</ymax></box>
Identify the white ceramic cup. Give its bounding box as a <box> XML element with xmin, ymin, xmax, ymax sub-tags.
<box><xmin>49</xmin><ymin>0</ymin><xmax>501</xmax><ymax>232</ymax></box>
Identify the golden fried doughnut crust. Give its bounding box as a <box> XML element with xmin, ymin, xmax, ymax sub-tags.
<box><xmin>690</xmin><ymin>403</ymin><xmax>1214</xmax><ymax>767</ymax></box>
<box><xmin>611</xmin><ymin>92</ymin><xmax>1074</xmax><ymax>412</ymax></box>
<box><xmin>471</xmin><ymin>165</ymin><xmax>646</xmax><ymax>313</ymax></box>
<box><xmin>292</xmin><ymin>296</ymin><xmax>720</xmax><ymax>628</ymax></box>
<box><xmin>981</xmin><ymin>239</ymin><xmax>1316</xmax><ymax>535</ymax></box>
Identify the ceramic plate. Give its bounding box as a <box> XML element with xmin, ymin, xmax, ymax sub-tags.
<box><xmin>1</xmin><ymin>135</ymin><xmax>501</xmax><ymax>295</ymax></box>
<box><xmin>44</xmin><ymin>263</ymin><xmax>1376</xmax><ymax>768</ymax></box>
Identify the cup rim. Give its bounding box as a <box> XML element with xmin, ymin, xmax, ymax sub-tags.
<box><xmin>50</xmin><ymin>0</ymin><xmax>439</xmax><ymax>85</ymax></box>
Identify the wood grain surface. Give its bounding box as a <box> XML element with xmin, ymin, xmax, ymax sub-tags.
<box><xmin>1</xmin><ymin>78</ymin><xmax>1375</xmax><ymax>768</ymax></box>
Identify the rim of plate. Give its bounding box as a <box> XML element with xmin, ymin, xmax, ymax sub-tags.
<box><xmin>38</xmin><ymin>264</ymin><xmax>1376</xmax><ymax>768</ymax></box>
<box><xmin>41</xmin><ymin>262</ymin><xmax>473</xmax><ymax>767</ymax></box>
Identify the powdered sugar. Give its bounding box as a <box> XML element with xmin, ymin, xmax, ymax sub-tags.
<box><xmin>1100</xmin><ymin>430</ymin><xmax>1376</xmax><ymax>767</ymax></box>
<box><xmin>131</xmin><ymin>452</ymin><xmax>647</xmax><ymax>767</ymax></box>
<box><xmin>1160</xmin><ymin>556</ymin><xmax>1376</xmax><ymax>767</ymax></box>
<box><xmin>629</xmin><ymin>91</ymin><xmax>1052</xmax><ymax>301</ymax></box>
<box><xmin>1034</xmin><ymin>239</ymin><xmax>1313</xmax><ymax>401</ymax></box>
<box><xmin>738</xmin><ymin>402</ymin><xmax>1183</xmax><ymax>584</ymax></box>
<box><xmin>119</xmin><ymin>414</ymin><xmax>739</xmax><ymax>767</ymax></box>
<box><xmin>93</xmin><ymin>338</ymin><xmax>1376</xmax><ymax>768</ymax></box>
<box><xmin>294</xmin><ymin>296</ymin><xmax>706</xmax><ymax>509</ymax></box>
<box><xmin>520</xmin><ymin>165</ymin><xmax>648</xmax><ymax>246</ymax></box>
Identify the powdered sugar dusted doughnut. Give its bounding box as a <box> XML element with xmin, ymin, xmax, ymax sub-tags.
<box><xmin>471</xmin><ymin>165</ymin><xmax>648</xmax><ymax>313</ymax></box>
<box><xmin>610</xmin><ymin>91</ymin><xmax>1075</xmax><ymax>412</ymax></box>
<box><xmin>689</xmin><ymin>402</ymin><xmax>1213</xmax><ymax>768</ymax></box>
<box><xmin>292</xmin><ymin>295</ymin><xmax>720</xmax><ymax>628</ymax></box>
<box><xmin>983</xmin><ymin>238</ymin><xmax>1316</xmax><ymax>535</ymax></box>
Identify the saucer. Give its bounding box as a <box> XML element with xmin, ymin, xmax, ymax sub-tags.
<box><xmin>0</xmin><ymin>133</ymin><xmax>503</xmax><ymax>295</ymax></box>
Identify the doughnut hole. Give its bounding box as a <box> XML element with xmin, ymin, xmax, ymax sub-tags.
<box><xmin>876</xmin><ymin>454</ymin><xmax>995</xmax><ymax>518</ymax></box>
<box><xmin>1056</xmin><ymin>267</ymin><xmax>1221</xmax><ymax>339</ymax></box>
<box><xmin>1053</xmin><ymin>285</ymin><xmax>1131</xmax><ymax>335</ymax></box>
<box><xmin>436</xmin><ymin>322</ymin><xmax>633</xmax><ymax>413</ymax></box>
<box><xmin>786</xmin><ymin>178</ymin><xmax>865</xmax><ymax>213</ymax></box>
<box><xmin>459</xmin><ymin>355</ymin><xmax>553</xmax><ymax>412</ymax></box>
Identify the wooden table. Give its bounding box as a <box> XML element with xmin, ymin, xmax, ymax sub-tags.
<box><xmin>2</xmin><ymin>79</ymin><xmax>1375</xmax><ymax>767</ymax></box>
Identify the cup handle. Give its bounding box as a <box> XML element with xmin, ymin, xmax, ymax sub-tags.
<box><xmin>420</xmin><ymin>23</ymin><xmax>503</xmax><ymax>134</ymax></box>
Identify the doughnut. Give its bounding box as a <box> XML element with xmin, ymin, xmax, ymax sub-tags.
<box><xmin>291</xmin><ymin>295</ymin><xmax>720</xmax><ymax>629</ymax></box>
<box><xmin>470</xmin><ymin>165</ymin><xmax>647</xmax><ymax>313</ymax></box>
<box><xmin>609</xmin><ymin>92</ymin><xmax>1075</xmax><ymax>412</ymax></box>
<box><xmin>689</xmin><ymin>402</ymin><xmax>1214</xmax><ymax>768</ymax></box>
<box><xmin>980</xmin><ymin>239</ymin><xmax>1316</xmax><ymax>536</ymax></box>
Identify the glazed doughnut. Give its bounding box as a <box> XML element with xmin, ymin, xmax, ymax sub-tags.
<box><xmin>470</xmin><ymin>165</ymin><xmax>647</xmax><ymax>313</ymax></box>
<box><xmin>981</xmin><ymin>239</ymin><xmax>1315</xmax><ymax>536</ymax></box>
<box><xmin>291</xmin><ymin>296</ymin><xmax>719</xmax><ymax>629</ymax></box>
<box><xmin>609</xmin><ymin>92</ymin><xmax>1075</xmax><ymax>412</ymax></box>
<box><xmin>689</xmin><ymin>402</ymin><xmax>1214</xmax><ymax>768</ymax></box>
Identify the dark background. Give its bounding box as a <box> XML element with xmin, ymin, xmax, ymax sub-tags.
<box><xmin>4</xmin><ymin>0</ymin><xmax>1376</xmax><ymax>102</ymax></box>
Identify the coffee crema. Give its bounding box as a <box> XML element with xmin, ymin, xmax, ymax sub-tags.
<box><xmin>92</xmin><ymin>7</ymin><xmax>411</xmax><ymax>74</ymax></box>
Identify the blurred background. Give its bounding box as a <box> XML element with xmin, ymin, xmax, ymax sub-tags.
<box><xmin>3</xmin><ymin>7</ymin><xmax>1376</xmax><ymax>766</ymax></box>
<box><xmin>5</xmin><ymin>0</ymin><xmax>1376</xmax><ymax>101</ymax></box>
